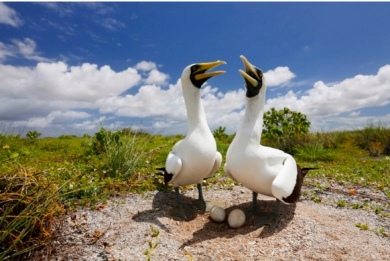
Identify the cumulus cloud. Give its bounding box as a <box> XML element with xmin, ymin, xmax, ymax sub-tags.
<box><xmin>0</xmin><ymin>58</ymin><xmax>173</xmax><ymax>135</ymax></box>
<box><xmin>135</xmin><ymin>61</ymin><xmax>157</xmax><ymax>71</ymax></box>
<box><xmin>0</xmin><ymin>62</ymin><xmax>141</xmax><ymax>101</ymax></box>
<box><xmin>0</xmin><ymin>3</ymin><xmax>23</xmax><ymax>27</ymax></box>
<box><xmin>1</xmin><ymin>51</ymin><xmax>389</xmax><ymax>136</ymax></box>
<box><xmin>97</xmin><ymin>79</ymin><xmax>184</xmax><ymax>119</ymax></box>
<box><xmin>264</xmin><ymin>66</ymin><xmax>296</xmax><ymax>87</ymax></box>
<box><xmin>24</xmin><ymin>110</ymin><xmax>91</xmax><ymax>129</ymax></box>
<box><xmin>134</xmin><ymin>61</ymin><xmax>169</xmax><ymax>85</ymax></box>
<box><xmin>267</xmin><ymin>65</ymin><xmax>390</xmax><ymax>119</ymax></box>
<box><xmin>145</xmin><ymin>69</ymin><xmax>169</xmax><ymax>85</ymax></box>
<box><xmin>0</xmin><ymin>61</ymin><xmax>143</xmax><ymax>135</ymax></box>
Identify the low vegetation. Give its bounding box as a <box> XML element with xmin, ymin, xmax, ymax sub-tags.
<box><xmin>1</xmin><ymin>114</ymin><xmax>390</xmax><ymax>259</ymax></box>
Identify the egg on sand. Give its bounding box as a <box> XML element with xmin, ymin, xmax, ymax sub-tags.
<box><xmin>210</xmin><ymin>206</ymin><xmax>226</xmax><ymax>223</ymax></box>
<box><xmin>227</xmin><ymin>208</ymin><xmax>246</xmax><ymax>228</ymax></box>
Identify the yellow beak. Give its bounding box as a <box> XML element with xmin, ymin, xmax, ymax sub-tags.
<box><xmin>238</xmin><ymin>55</ymin><xmax>262</xmax><ymax>87</ymax></box>
<box><xmin>193</xmin><ymin>60</ymin><xmax>226</xmax><ymax>81</ymax></box>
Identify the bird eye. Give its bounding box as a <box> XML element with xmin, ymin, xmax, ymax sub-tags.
<box><xmin>191</xmin><ymin>65</ymin><xmax>199</xmax><ymax>72</ymax></box>
<box><xmin>256</xmin><ymin>68</ymin><xmax>263</xmax><ymax>78</ymax></box>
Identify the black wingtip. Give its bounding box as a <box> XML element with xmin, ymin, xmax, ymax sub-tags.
<box><xmin>155</xmin><ymin>167</ymin><xmax>173</xmax><ymax>185</ymax></box>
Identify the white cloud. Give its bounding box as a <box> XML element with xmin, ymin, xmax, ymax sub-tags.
<box><xmin>0</xmin><ymin>38</ymin><xmax>51</xmax><ymax>62</ymax></box>
<box><xmin>38</xmin><ymin>2</ymin><xmax>74</xmax><ymax>17</ymax></box>
<box><xmin>0</xmin><ymin>62</ymin><xmax>141</xmax><ymax>101</ymax></box>
<box><xmin>1</xmin><ymin>54</ymin><xmax>389</xmax><ymax>136</ymax></box>
<box><xmin>134</xmin><ymin>61</ymin><xmax>169</xmax><ymax>85</ymax></box>
<box><xmin>0</xmin><ymin>42</ymin><xmax>15</xmax><ymax>61</ymax></box>
<box><xmin>135</xmin><ymin>61</ymin><xmax>157</xmax><ymax>71</ymax></box>
<box><xmin>310</xmin><ymin>114</ymin><xmax>390</xmax><ymax>133</ymax></box>
<box><xmin>0</xmin><ymin>62</ymin><xmax>143</xmax><ymax>130</ymax></box>
<box><xmin>73</xmin><ymin>116</ymin><xmax>107</xmax><ymax>132</ymax></box>
<box><xmin>264</xmin><ymin>66</ymin><xmax>296</xmax><ymax>87</ymax></box>
<box><xmin>145</xmin><ymin>69</ymin><xmax>169</xmax><ymax>85</ymax></box>
<box><xmin>349</xmin><ymin>111</ymin><xmax>360</xmax><ymax>117</ymax></box>
<box><xmin>24</xmin><ymin>110</ymin><xmax>91</xmax><ymax>129</ymax></box>
<box><xmin>11</xmin><ymin>38</ymin><xmax>52</xmax><ymax>62</ymax></box>
<box><xmin>267</xmin><ymin>65</ymin><xmax>390</xmax><ymax>130</ymax></box>
<box><xmin>97</xmin><ymin>79</ymin><xmax>184</xmax><ymax>119</ymax></box>
<box><xmin>0</xmin><ymin>3</ymin><xmax>23</xmax><ymax>27</ymax></box>
<box><xmin>100</xmin><ymin>18</ymin><xmax>125</xmax><ymax>30</ymax></box>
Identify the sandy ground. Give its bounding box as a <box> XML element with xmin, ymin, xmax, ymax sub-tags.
<box><xmin>38</xmin><ymin>180</ymin><xmax>389</xmax><ymax>261</ymax></box>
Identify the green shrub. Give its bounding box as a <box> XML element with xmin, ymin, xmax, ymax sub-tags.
<box><xmin>213</xmin><ymin>126</ymin><xmax>228</xmax><ymax>141</ymax></box>
<box><xmin>261</xmin><ymin>107</ymin><xmax>311</xmax><ymax>154</ymax></box>
<box><xmin>263</xmin><ymin>107</ymin><xmax>311</xmax><ymax>139</ymax></box>
<box><xmin>354</xmin><ymin>123</ymin><xmax>390</xmax><ymax>156</ymax></box>
<box><xmin>26</xmin><ymin>130</ymin><xmax>41</xmax><ymax>141</ymax></box>
<box><xmin>87</xmin><ymin>127</ymin><xmax>149</xmax><ymax>180</ymax></box>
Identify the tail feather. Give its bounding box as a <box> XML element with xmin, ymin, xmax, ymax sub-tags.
<box><xmin>301</xmin><ymin>167</ymin><xmax>318</xmax><ymax>177</ymax></box>
<box><xmin>282</xmin><ymin>166</ymin><xmax>318</xmax><ymax>203</ymax></box>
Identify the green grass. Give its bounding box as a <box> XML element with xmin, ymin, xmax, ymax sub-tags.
<box><xmin>1</xmin><ymin>125</ymin><xmax>390</xmax><ymax>259</ymax></box>
<box><xmin>144</xmin><ymin>225</ymin><xmax>160</xmax><ymax>261</ymax></box>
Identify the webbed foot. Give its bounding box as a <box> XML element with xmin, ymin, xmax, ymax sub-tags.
<box><xmin>193</xmin><ymin>199</ymin><xmax>207</xmax><ymax>212</ymax></box>
<box><xmin>253</xmin><ymin>213</ymin><xmax>279</xmax><ymax>231</ymax></box>
<box><xmin>253</xmin><ymin>199</ymin><xmax>281</xmax><ymax>231</ymax></box>
<box><xmin>247</xmin><ymin>192</ymin><xmax>281</xmax><ymax>231</ymax></box>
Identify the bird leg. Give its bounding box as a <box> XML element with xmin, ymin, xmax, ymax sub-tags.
<box><xmin>193</xmin><ymin>183</ymin><xmax>207</xmax><ymax>211</ymax></box>
<box><xmin>243</xmin><ymin>192</ymin><xmax>259</xmax><ymax>217</ymax></box>
<box><xmin>168</xmin><ymin>187</ymin><xmax>195</xmax><ymax>220</ymax></box>
<box><xmin>253</xmin><ymin>198</ymin><xmax>281</xmax><ymax>231</ymax></box>
<box><xmin>252</xmin><ymin>191</ymin><xmax>259</xmax><ymax>215</ymax></box>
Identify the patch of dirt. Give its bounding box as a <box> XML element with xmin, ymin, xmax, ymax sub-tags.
<box><xmin>39</xmin><ymin>180</ymin><xmax>389</xmax><ymax>260</ymax></box>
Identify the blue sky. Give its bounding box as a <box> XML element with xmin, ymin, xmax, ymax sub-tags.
<box><xmin>1</xmin><ymin>2</ymin><xmax>390</xmax><ymax>137</ymax></box>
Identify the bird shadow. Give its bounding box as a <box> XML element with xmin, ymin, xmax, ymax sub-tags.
<box><xmin>179</xmin><ymin>198</ymin><xmax>297</xmax><ymax>249</ymax></box>
<box><xmin>132</xmin><ymin>188</ymin><xmax>204</xmax><ymax>232</ymax></box>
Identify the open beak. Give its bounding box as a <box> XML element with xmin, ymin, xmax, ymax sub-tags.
<box><xmin>193</xmin><ymin>60</ymin><xmax>226</xmax><ymax>81</ymax></box>
<box><xmin>238</xmin><ymin>55</ymin><xmax>262</xmax><ymax>87</ymax></box>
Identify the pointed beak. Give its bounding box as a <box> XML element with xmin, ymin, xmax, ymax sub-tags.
<box><xmin>193</xmin><ymin>60</ymin><xmax>226</xmax><ymax>81</ymax></box>
<box><xmin>238</xmin><ymin>55</ymin><xmax>262</xmax><ymax>86</ymax></box>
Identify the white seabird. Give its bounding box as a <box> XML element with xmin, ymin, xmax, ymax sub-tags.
<box><xmin>224</xmin><ymin>55</ymin><xmax>315</xmax><ymax>230</ymax></box>
<box><xmin>159</xmin><ymin>60</ymin><xmax>225</xmax><ymax>219</ymax></box>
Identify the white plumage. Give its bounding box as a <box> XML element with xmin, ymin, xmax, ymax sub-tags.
<box><xmin>161</xmin><ymin>60</ymin><xmax>225</xmax><ymax>219</ymax></box>
<box><xmin>224</xmin><ymin>55</ymin><xmax>314</xmax><ymax>230</ymax></box>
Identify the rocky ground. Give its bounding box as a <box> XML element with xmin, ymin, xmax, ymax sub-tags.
<box><xmin>37</xmin><ymin>179</ymin><xmax>389</xmax><ymax>261</ymax></box>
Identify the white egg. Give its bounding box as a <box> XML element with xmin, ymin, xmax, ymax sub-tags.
<box><xmin>210</xmin><ymin>206</ymin><xmax>226</xmax><ymax>223</ymax></box>
<box><xmin>228</xmin><ymin>208</ymin><xmax>246</xmax><ymax>228</ymax></box>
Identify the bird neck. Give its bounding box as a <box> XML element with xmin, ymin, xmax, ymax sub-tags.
<box><xmin>237</xmin><ymin>94</ymin><xmax>265</xmax><ymax>143</ymax></box>
<box><xmin>183</xmin><ymin>88</ymin><xmax>209</xmax><ymax>134</ymax></box>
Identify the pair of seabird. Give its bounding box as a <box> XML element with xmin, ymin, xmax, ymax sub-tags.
<box><xmin>159</xmin><ymin>56</ymin><xmax>315</xmax><ymax>229</ymax></box>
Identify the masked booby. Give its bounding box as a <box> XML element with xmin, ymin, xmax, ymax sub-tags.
<box><xmin>224</xmin><ymin>55</ymin><xmax>315</xmax><ymax>231</ymax></box>
<box><xmin>160</xmin><ymin>60</ymin><xmax>225</xmax><ymax>219</ymax></box>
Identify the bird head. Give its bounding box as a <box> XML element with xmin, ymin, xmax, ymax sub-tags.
<box><xmin>238</xmin><ymin>55</ymin><xmax>265</xmax><ymax>98</ymax></box>
<box><xmin>182</xmin><ymin>60</ymin><xmax>226</xmax><ymax>89</ymax></box>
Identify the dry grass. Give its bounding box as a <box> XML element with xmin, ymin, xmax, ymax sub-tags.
<box><xmin>0</xmin><ymin>168</ymin><xmax>65</xmax><ymax>260</ymax></box>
